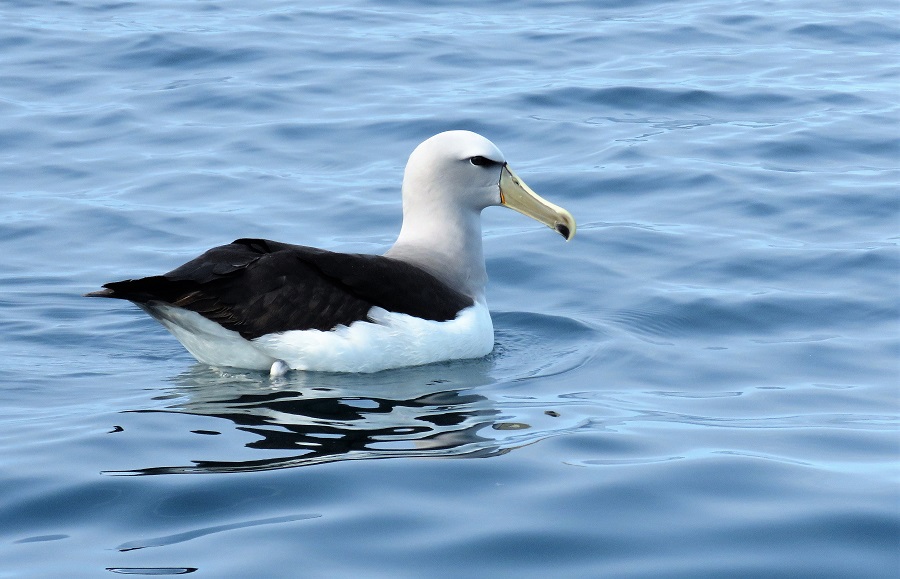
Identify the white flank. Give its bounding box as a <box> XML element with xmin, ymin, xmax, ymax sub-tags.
<box><xmin>140</xmin><ymin>303</ymin><xmax>275</xmax><ymax>370</ymax></box>
<box><xmin>142</xmin><ymin>301</ymin><xmax>494</xmax><ymax>373</ymax></box>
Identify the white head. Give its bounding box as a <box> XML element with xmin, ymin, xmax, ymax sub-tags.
<box><xmin>387</xmin><ymin>130</ymin><xmax>575</xmax><ymax>299</ymax></box>
<box><xmin>401</xmin><ymin>130</ymin><xmax>508</xmax><ymax>217</ymax></box>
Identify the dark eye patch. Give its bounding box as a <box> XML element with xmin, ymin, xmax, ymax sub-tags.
<box><xmin>469</xmin><ymin>155</ymin><xmax>499</xmax><ymax>167</ymax></box>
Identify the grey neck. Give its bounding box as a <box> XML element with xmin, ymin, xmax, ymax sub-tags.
<box><xmin>385</xmin><ymin>208</ymin><xmax>487</xmax><ymax>301</ymax></box>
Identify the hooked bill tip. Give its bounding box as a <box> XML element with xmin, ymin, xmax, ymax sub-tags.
<box><xmin>555</xmin><ymin>224</ymin><xmax>571</xmax><ymax>240</ymax></box>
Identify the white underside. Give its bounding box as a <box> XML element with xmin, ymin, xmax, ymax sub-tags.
<box><xmin>140</xmin><ymin>301</ymin><xmax>494</xmax><ymax>373</ymax></box>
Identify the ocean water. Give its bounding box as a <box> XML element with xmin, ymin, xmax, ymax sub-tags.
<box><xmin>1</xmin><ymin>0</ymin><xmax>898</xmax><ymax>576</ymax></box>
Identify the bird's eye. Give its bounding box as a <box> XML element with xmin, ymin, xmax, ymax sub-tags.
<box><xmin>469</xmin><ymin>155</ymin><xmax>496</xmax><ymax>167</ymax></box>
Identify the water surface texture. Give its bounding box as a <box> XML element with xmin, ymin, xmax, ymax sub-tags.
<box><xmin>2</xmin><ymin>1</ymin><xmax>898</xmax><ymax>577</ymax></box>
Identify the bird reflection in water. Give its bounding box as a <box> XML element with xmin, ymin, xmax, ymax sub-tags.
<box><xmin>111</xmin><ymin>357</ymin><xmax>551</xmax><ymax>475</ymax></box>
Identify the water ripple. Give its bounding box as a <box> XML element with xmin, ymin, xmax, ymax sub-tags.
<box><xmin>1</xmin><ymin>0</ymin><xmax>897</xmax><ymax>577</ymax></box>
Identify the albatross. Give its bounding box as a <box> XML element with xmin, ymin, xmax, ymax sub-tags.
<box><xmin>86</xmin><ymin>130</ymin><xmax>576</xmax><ymax>375</ymax></box>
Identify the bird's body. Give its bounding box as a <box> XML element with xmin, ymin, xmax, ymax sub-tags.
<box><xmin>87</xmin><ymin>131</ymin><xmax>575</xmax><ymax>374</ymax></box>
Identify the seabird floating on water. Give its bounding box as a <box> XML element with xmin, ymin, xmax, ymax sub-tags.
<box><xmin>86</xmin><ymin>130</ymin><xmax>576</xmax><ymax>375</ymax></box>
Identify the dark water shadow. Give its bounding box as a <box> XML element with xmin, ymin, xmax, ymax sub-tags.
<box><xmin>105</xmin><ymin>311</ymin><xmax>603</xmax><ymax>475</ymax></box>
<box><xmin>107</xmin><ymin>359</ymin><xmax>530</xmax><ymax>475</ymax></box>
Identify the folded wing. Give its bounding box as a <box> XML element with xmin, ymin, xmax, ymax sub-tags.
<box><xmin>87</xmin><ymin>238</ymin><xmax>474</xmax><ymax>339</ymax></box>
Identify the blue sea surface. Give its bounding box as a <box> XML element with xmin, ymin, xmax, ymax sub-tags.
<box><xmin>1</xmin><ymin>0</ymin><xmax>898</xmax><ymax>577</ymax></box>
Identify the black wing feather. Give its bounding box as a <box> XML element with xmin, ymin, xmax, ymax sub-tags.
<box><xmin>88</xmin><ymin>238</ymin><xmax>473</xmax><ymax>339</ymax></box>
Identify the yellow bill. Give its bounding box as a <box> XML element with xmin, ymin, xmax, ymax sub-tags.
<box><xmin>499</xmin><ymin>165</ymin><xmax>576</xmax><ymax>240</ymax></box>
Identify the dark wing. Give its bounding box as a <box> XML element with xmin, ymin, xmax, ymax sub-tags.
<box><xmin>86</xmin><ymin>238</ymin><xmax>473</xmax><ymax>339</ymax></box>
